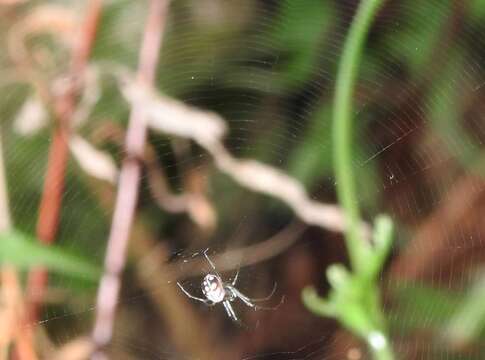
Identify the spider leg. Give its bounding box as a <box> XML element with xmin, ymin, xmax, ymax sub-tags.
<box><xmin>222</xmin><ymin>300</ymin><xmax>239</xmax><ymax>322</ymax></box>
<box><xmin>203</xmin><ymin>248</ymin><xmax>223</xmax><ymax>279</ymax></box>
<box><xmin>232</xmin><ymin>287</ymin><xmax>284</xmax><ymax>311</ymax></box>
<box><xmin>222</xmin><ymin>300</ymin><xmax>253</xmax><ymax>329</ymax></box>
<box><xmin>251</xmin><ymin>282</ymin><xmax>278</xmax><ymax>301</ymax></box>
<box><xmin>229</xmin><ymin>282</ymin><xmax>278</xmax><ymax>302</ymax></box>
<box><xmin>177</xmin><ymin>282</ymin><xmax>212</xmax><ymax>305</ymax></box>
<box><xmin>203</xmin><ymin>248</ymin><xmax>217</xmax><ymax>271</ymax></box>
<box><xmin>231</xmin><ymin>267</ymin><xmax>240</xmax><ymax>286</ymax></box>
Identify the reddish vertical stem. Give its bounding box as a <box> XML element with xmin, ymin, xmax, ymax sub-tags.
<box><xmin>35</xmin><ymin>127</ymin><xmax>69</xmax><ymax>244</ymax></box>
<box><xmin>72</xmin><ymin>0</ymin><xmax>103</xmax><ymax>74</ymax></box>
<box><xmin>26</xmin><ymin>126</ymin><xmax>70</xmax><ymax>322</ymax></box>
<box><xmin>91</xmin><ymin>1</ymin><xmax>169</xmax><ymax>357</ymax></box>
<box><xmin>26</xmin><ymin>0</ymin><xmax>103</xmax><ymax>323</ymax></box>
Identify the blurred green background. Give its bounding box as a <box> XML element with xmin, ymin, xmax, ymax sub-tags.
<box><xmin>2</xmin><ymin>0</ymin><xmax>485</xmax><ymax>359</ymax></box>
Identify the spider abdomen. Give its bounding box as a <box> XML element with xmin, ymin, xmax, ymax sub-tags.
<box><xmin>201</xmin><ymin>274</ymin><xmax>225</xmax><ymax>303</ymax></box>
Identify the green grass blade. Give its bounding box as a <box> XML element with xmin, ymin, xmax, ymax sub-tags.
<box><xmin>0</xmin><ymin>230</ymin><xmax>101</xmax><ymax>281</ymax></box>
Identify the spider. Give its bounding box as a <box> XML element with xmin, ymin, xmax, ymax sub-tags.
<box><xmin>176</xmin><ymin>249</ymin><xmax>282</xmax><ymax>323</ymax></box>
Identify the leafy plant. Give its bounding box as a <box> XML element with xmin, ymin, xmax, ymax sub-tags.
<box><xmin>302</xmin><ymin>1</ymin><xmax>395</xmax><ymax>359</ymax></box>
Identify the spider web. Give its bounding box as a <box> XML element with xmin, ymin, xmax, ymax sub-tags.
<box><xmin>2</xmin><ymin>0</ymin><xmax>485</xmax><ymax>359</ymax></box>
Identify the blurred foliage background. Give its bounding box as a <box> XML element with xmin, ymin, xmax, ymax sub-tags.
<box><xmin>1</xmin><ymin>0</ymin><xmax>485</xmax><ymax>359</ymax></box>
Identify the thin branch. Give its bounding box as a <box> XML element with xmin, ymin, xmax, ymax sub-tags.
<box><xmin>2</xmin><ymin>268</ymin><xmax>38</xmax><ymax>360</ymax></box>
<box><xmin>116</xmin><ymin>82</ymin><xmax>370</xmax><ymax>236</ymax></box>
<box><xmin>90</xmin><ymin>1</ymin><xmax>169</xmax><ymax>356</ymax></box>
<box><xmin>26</xmin><ymin>0</ymin><xmax>103</xmax><ymax>323</ymax></box>
<box><xmin>144</xmin><ymin>144</ymin><xmax>217</xmax><ymax>231</ymax></box>
<box><xmin>35</xmin><ymin>1</ymin><xmax>102</xmax><ymax>244</ymax></box>
<box><xmin>90</xmin><ymin>121</ymin><xmax>217</xmax><ymax>230</ymax></box>
<box><xmin>165</xmin><ymin>221</ymin><xmax>306</xmax><ymax>280</ymax></box>
<box><xmin>0</xmin><ymin>133</ymin><xmax>11</xmax><ymax>232</ymax></box>
<box><xmin>144</xmin><ymin>144</ymin><xmax>194</xmax><ymax>213</ymax></box>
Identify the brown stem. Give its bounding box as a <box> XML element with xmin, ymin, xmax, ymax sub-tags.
<box><xmin>26</xmin><ymin>126</ymin><xmax>69</xmax><ymax>322</ymax></box>
<box><xmin>91</xmin><ymin>1</ymin><xmax>169</xmax><ymax>356</ymax></box>
<box><xmin>26</xmin><ymin>0</ymin><xmax>103</xmax><ymax>323</ymax></box>
<box><xmin>71</xmin><ymin>0</ymin><xmax>103</xmax><ymax>75</ymax></box>
<box><xmin>165</xmin><ymin>221</ymin><xmax>306</xmax><ymax>280</ymax></box>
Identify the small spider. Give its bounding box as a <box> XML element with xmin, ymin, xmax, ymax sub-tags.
<box><xmin>177</xmin><ymin>249</ymin><xmax>282</xmax><ymax>323</ymax></box>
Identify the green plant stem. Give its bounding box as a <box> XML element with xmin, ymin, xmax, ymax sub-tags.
<box><xmin>333</xmin><ymin>0</ymin><xmax>384</xmax><ymax>271</ymax></box>
<box><xmin>369</xmin><ymin>339</ymin><xmax>394</xmax><ymax>360</ymax></box>
<box><xmin>332</xmin><ymin>1</ymin><xmax>395</xmax><ymax>359</ymax></box>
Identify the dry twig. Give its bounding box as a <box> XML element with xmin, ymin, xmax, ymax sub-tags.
<box><xmin>2</xmin><ymin>269</ymin><xmax>38</xmax><ymax>360</ymax></box>
<box><xmin>164</xmin><ymin>221</ymin><xmax>306</xmax><ymax>280</ymax></box>
<box><xmin>118</xmin><ymin>80</ymin><xmax>370</xmax><ymax>236</ymax></box>
<box><xmin>89</xmin><ymin>121</ymin><xmax>217</xmax><ymax>230</ymax></box>
<box><xmin>90</xmin><ymin>1</ymin><xmax>170</xmax><ymax>357</ymax></box>
<box><xmin>144</xmin><ymin>144</ymin><xmax>217</xmax><ymax>231</ymax></box>
<box><xmin>25</xmin><ymin>0</ymin><xmax>103</xmax><ymax>325</ymax></box>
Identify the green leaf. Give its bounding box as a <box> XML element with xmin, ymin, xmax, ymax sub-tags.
<box><xmin>363</xmin><ymin>215</ymin><xmax>393</xmax><ymax>280</ymax></box>
<box><xmin>326</xmin><ymin>263</ymin><xmax>351</xmax><ymax>290</ymax></box>
<box><xmin>0</xmin><ymin>230</ymin><xmax>101</xmax><ymax>282</ymax></box>
<box><xmin>301</xmin><ymin>286</ymin><xmax>335</xmax><ymax>317</ymax></box>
